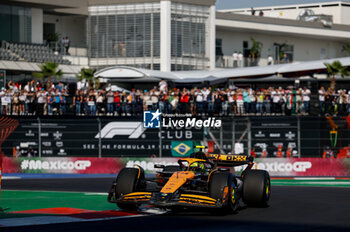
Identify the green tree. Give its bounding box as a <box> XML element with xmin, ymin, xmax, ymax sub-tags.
<box><xmin>342</xmin><ymin>42</ymin><xmax>350</xmax><ymax>56</ymax></box>
<box><xmin>33</xmin><ymin>62</ymin><xmax>62</xmax><ymax>90</ymax></box>
<box><xmin>76</xmin><ymin>68</ymin><xmax>100</xmax><ymax>90</ymax></box>
<box><xmin>250</xmin><ymin>37</ymin><xmax>263</xmax><ymax>65</ymax></box>
<box><xmin>324</xmin><ymin>61</ymin><xmax>349</xmax><ymax>90</ymax></box>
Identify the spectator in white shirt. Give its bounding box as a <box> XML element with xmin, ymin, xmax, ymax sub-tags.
<box><xmin>201</xmin><ymin>87</ymin><xmax>210</xmax><ymax>115</ymax></box>
<box><xmin>232</xmin><ymin>51</ymin><xmax>238</xmax><ymax>68</ymax></box>
<box><xmin>238</xmin><ymin>52</ymin><xmax>243</xmax><ymax>67</ymax></box>
<box><xmin>318</xmin><ymin>86</ymin><xmax>326</xmax><ymax>115</ymax></box>
<box><xmin>302</xmin><ymin>87</ymin><xmax>311</xmax><ymax>114</ymax></box>
<box><xmin>347</xmin><ymin>91</ymin><xmax>350</xmax><ymax>114</ymax></box>
<box><xmin>159</xmin><ymin>79</ymin><xmax>168</xmax><ymax>92</ymax></box>
<box><xmin>267</xmin><ymin>55</ymin><xmax>273</xmax><ymax>65</ymax></box>
<box><xmin>195</xmin><ymin>89</ymin><xmax>204</xmax><ymax>115</ymax></box>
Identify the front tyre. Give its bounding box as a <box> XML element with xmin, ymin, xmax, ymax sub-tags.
<box><xmin>242</xmin><ymin>170</ymin><xmax>271</xmax><ymax>207</ymax></box>
<box><xmin>209</xmin><ymin>172</ymin><xmax>238</xmax><ymax>213</ymax></box>
<box><xmin>115</xmin><ymin>167</ymin><xmax>144</xmax><ymax>210</ymax></box>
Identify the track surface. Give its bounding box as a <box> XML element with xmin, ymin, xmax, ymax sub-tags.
<box><xmin>2</xmin><ymin>178</ymin><xmax>350</xmax><ymax>232</ymax></box>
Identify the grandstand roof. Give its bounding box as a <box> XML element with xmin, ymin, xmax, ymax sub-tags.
<box><xmin>95</xmin><ymin>57</ymin><xmax>350</xmax><ymax>83</ymax></box>
<box><xmin>7</xmin><ymin>0</ymin><xmax>215</xmax><ymax>15</ymax></box>
<box><xmin>216</xmin><ymin>12</ymin><xmax>350</xmax><ymax>41</ymax></box>
<box><xmin>0</xmin><ymin>60</ymin><xmax>86</xmax><ymax>74</ymax></box>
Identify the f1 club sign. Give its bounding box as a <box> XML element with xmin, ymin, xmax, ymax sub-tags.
<box><xmin>2</xmin><ymin>157</ymin><xmax>350</xmax><ymax>176</ymax></box>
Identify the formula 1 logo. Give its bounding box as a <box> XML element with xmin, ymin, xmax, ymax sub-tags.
<box><xmin>143</xmin><ymin>110</ymin><xmax>161</xmax><ymax>128</ymax></box>
<box><xmin>95</xmin><ymin>122</ymin><xmax>146</xmax><ymax>139</ymax></box>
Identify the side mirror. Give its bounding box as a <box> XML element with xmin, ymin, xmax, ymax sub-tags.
<box><xmin>154</xmin><ymin>164</ymin><xmax>165</xmax><ymax>169</ymax></box>
<box><xmin>217</xmin><ymin>168</ymin><xmax>229</xmax><ymax>172</ymax></box>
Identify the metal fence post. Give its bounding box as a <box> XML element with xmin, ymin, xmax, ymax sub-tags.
<box><xmin>297</xmin><ymin>116</ymin><xmax>301</xmax><ymax>158</ymax></box>
<box><xmin>220</xmin><ymin>124</ymin><xmax>223</xmax><ymax>150</ymax></box>
<box><xmin>97</xmin><ymin>118</ymin><xmax>101</xmax><ymax>158</ymax></box>
<box><xmin>231</xmin><ymin>119</ymin><xmax>235</xmax><ymax>154</ymax></box>
<box><xmin>247</xmin><ymin>117</ymin><xmax>252</xmax><ymax>155</ymax></box>
<box><xmin>159</xmin><ymin>126</ymin><xmax>162</xmax><ymax>158</ymax></box>
<box><xmin>37</xmin><ymin>117</ymin><xmax>41</xmax><ymax>158</ymax></box>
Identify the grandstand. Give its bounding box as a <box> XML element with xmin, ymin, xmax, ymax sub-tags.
<box><xmin>1</xmin><ymin>41</ymin><xmax>71</xmax><ymax>65</ymax></box>
<box><xmin>0</xmin><ymin>47</ymin><xmax>19</xmax><ymax>62</ymax></box>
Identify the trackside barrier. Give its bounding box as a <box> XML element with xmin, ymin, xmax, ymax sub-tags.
<box><xmin>0</xmin><ymin>153</ymin><xmax>3</xmax><ymax>211</ymax></box>
<box><xmin>2</xmin><ymin>157</ymin><xmax>350</xmax><ymax>177</ymax></box>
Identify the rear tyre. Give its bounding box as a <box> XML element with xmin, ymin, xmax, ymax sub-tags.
<box><xmin>115</xmin><ymin>167</ymin><xmax>144</xmax><ymax>210</ymax></box>
<box><xmin>242</xmin><ymin>170</ymin><xmax>271</xmax><ymax>207</ymax></box>
<box><xmin>209</xmin><ymin>172</ymin><xmax>238</xmax><ymax>213</ymax></box>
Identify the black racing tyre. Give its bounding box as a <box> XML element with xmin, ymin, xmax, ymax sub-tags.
<box><xmin>242</xmin><ymin>170</ymin><xmax>271</xmax><ymax>207</ymax></box>
<box><xmin>115</xmin><ymin>168</ymin><xmax>143</xmax><ymax>210</ymax></box>
<box><xmin>209</xmin><ymin>172</ymin><xmax>238</xmax><ymax>213</ymax></box>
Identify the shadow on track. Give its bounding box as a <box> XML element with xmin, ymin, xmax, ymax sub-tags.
<box><xmin>2</xmin><ymin>178</ymin><xmax>350</xmax><ymax>232</ymax></box>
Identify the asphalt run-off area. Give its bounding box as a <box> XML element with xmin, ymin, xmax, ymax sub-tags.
<box><xmin>0</xmin><ymin>177</ymin><xmax>350</xmax><ymax>231</ymax></box>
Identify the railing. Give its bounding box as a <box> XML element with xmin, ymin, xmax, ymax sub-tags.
<box><xmin>2</xmin><ymin>116</ymin><xmax>349</xmax><ymax>158</ymax></box>
<box><xmin>216</xmin><ymin>56</ymin><xmax>275</xmax><ymax>68</ymax></box>
<box><xmin>48</xmin><ymin>42</ymin><xmax>87</xmax><ymax>57</ymax></box>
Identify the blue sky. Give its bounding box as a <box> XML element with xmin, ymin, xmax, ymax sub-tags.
<box><xmin>216</xmin><ymin>0</ymin><xmax>350</xmax><ymax>10</ymax></box>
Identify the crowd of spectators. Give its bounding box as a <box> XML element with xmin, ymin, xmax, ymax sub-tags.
<box><xmin>1</xmin><ymin>80</ymin><xmax>349</xmax><ymax>117</ymax></box>
<box><xmin>318</xmin><ymin>86</ymin><xmax>350</xmax><ymax>116</ymax></box>
<box><xmin>1</xmin><ymin>80</ymin><xmax>68</xmax><ymax>115</ymax></box>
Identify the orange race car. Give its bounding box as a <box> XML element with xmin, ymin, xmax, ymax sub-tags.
<box><xmin>107</xmin><ymin>146</ymin><xmax>271</xmax><ymax>214</ymax></box>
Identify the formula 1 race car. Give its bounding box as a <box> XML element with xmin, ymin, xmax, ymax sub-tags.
<box><xmin>107</xmin><ymin>146</ymin><xmax>270</xmax><ymax>213</ymax></box>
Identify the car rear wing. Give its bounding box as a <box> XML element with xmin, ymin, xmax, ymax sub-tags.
<box><xmin>194</xmin><ymin>146</ymin><xmax>253</xmax><ymax>167</ymax></box>
<box><xmin>206</xmin><ymin>154</ymin><xmax>253</xmax><ymax>167</ymax></box>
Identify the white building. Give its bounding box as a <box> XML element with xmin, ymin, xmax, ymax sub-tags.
<box><xmin>216</xmin><ymin>11</ymin><xmax>350</xmax><ymax>68</ymax></box>
<box><xmin>219</xmin><ymin>1</ymin><xmax>350</xmax><ymax>25</ymax></box>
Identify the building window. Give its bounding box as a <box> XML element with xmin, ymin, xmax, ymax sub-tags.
<box><xmin>88</xmin><ymin>3</ymin><xmax>161</xmax><ymax>69</ymax></box>
<box><xmin>171</xmin><ymin>3</ymin><xmax>210</xmax><ymax>71</ymax></box>
<box><xmin>274</xmin><ymin>43</ymin><xmax>294</xmax><ymax>63</ymax></box>
<box><xmin>216</xmin><ymin>38</ymin><xmax>222</xmax><ymax>56</ymax></box>
<box><xmin>0</xmin><ymin>5</ymin><xmax>31</xmax><ymax>43</ymax></box>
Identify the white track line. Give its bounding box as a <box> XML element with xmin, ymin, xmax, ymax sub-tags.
<box><xmin>2</xmin><ymin>189</ymin><xmax>108</xmax><ymax>195</ymax></box>
<box><xmin>293</xmin><ymin>177</ymin><xmax>336</xmax><ymax>180</ymax></box>
<box><xmin>0</xmin><ymin>208</ymin><xmax>166</xmax><ymax>228</ymax></box>
<box><xmin>2</xmin><ymin>177</ymin><xmax>21</xmax><ymax>180</ymax></box>
<box><xmin>0</xmin><ymin>214</ymin><xmax>145</xmax><ymax>227</ymax></box>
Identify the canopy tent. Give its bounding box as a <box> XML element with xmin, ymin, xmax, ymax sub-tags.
<box><xmin>95</xmin><ymin>57</ymin><xmax>350</xmax><ymax>84</ymax></box>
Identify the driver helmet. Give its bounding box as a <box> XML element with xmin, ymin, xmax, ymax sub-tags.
<box><xmin>189</xmin><ymin>162</ymin><xmax>205</xmax><ymax>173</ymax></box>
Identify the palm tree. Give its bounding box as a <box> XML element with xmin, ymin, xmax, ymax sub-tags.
<box><xmin>324</xmin><ymin>61</ymin><xmax>349</xmax><ymax>90</ymax></box>
<box><xmin>33</xmin><ymin>62</ymin><xmax>62</xmax><ymax>90</ymax></box>
<box><xmin>342</xmin><ymin>42</ymin><xmax>350</xmax><ymax>56</ymax></box>
<box><xmin>250</xmin><ymin>37</ymin><xmax>263</xmax><ymax>65</ymax></box>
<box><xmin>76</xmin><ymin>68</ymin><xmax>99</xmax><ymax>90</ymax></box>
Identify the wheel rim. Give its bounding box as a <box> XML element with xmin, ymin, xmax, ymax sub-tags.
<box><xmin>231</xmin><ymin>188</ymin><xmax>236</xmax><ymax>204</ymax></box>
<box><xmin>265</xmin><ymin>180</ymin><xmax>271</xmax><ymax>201</ymax></box>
